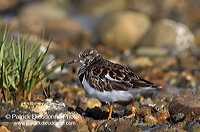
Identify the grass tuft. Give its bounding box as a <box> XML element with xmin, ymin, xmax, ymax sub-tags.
<box><xmin>0</xmin><ymin>25</ymin><xmax>60</xmax><ymax>103</ymax></box>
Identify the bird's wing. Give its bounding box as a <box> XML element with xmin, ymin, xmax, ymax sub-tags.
<box><xmin>87</xmin><ymin>63</ymin><xmax>160</xmax><ymax>92</ymax></box>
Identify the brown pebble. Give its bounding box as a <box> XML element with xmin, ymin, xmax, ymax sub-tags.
<box><xmin>168</xmin><ymin>93</ymin><xmax>200</xmax><ymax>119</ymax></box>
<box><xmin>144</xmin><ymin>115</ymin><xmax>158</xmax><ymax>125</ymax></box>
<box><xmin>155</xmin><ymin>110</ymin><xmax>170</xmax><ymax>122</ymax></box>
<box><xmin>87</xmin><ymin>98</ymin><xmax>102</xmax><ymax>108</ymax></box>
<box><xmin>125</xmin><ymin>101</ymin><xmax>140</xmax><ymax>116</ymax></box>
<box><xmin>77</xmin><ymin>123</ymin><xmax>89</xmax><ymax>132</ymax></box>
<box><xmin>115</xmin><ymin>119</ymin><xmax>141</xmax><ymax>132</ymax></box>
<box><xmin>156</xmin><ymin>100</ymin><xmax>168</xmax><ymax>108</ymax></box>
<box><xmin>101</xmin><ymin>105</ymin><xmax>109</xmax><ymax>112</ymax></box>
<box><xmin>97</xmin><ymin>119</ymin><xmax>116</xmax><ymax>132</ymax></box>
<box><xmin>0</xmin><ymin>125</ymin><xmax>10</xmax><ymax>132</ymax></box>
<box><xmin>61</xmin><ymin>87</ymin><xmax>70</xmax><ymax>94</ymax></box>
<box><xmin>140</xmin><ymin>107</ymin><xmax>151</xmax><ymax>116</ymax></box>
<box><xmin>69</xmin><ymin>112</ymin><xmax>86</xmax><ymax>124</ymax></box>
<box><xmin>87</xmin><ymin>119</ymin><xmax>98</xmax><ymax>132</ymax></box>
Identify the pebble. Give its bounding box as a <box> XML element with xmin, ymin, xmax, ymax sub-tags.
<box><xmin>97</xmin><ymin>119</ymin><xmax>116</xmax><ymax>132</ymax></box>
<box><xmin>75</xmin><ymin>95</ymin><xmax>88</xmax><ymax>111</ymax></box>
<box><xmin>140</xmin><ymin>98</ymin><xmax>154</xmax><ymax>105</ymax></box>
<box><xmin>115</xmin><ymin>119</ymin><xmax>139</xmax><ymax>132</ymax></box>
<box><xmin>18</xmin><ymin>99</ymin><xmax>66</xmax><ymax>115</ymax></box>
<box><xmin>69</xmin><ymin>112</ymin><xmax>86</xmax><ymax>124</ymax></box>
<box><xmin>128</xmin><ymin>57</ymin><xmax>154</xmax><ymax>69</ymax></box>
<box><xmin>125</xmin><ymin>102</ymin><xmax>140</xmax><ymax>116</ymax></box>
<box><xmin>61</xmin><ymin>87</ymin><xmax>70</xmax><ymax>94</ymax></box>
<box><xmin>87</xmin><ymin>119</ymin><xmax>98</xmax><ymax>132</ymax></box>
<box><xmin>141</xmin><ymin>19</ymin><xmax>195</xmax><ymax>54</ymax></box>
<box><xmin>18</xmin><ymin>2</ymin><xmax>67</xmax><ymax>34</ymax></box>
<box><xmin>193</xmin><ymin>124</ymin><xmax>200</xmax><ymax>132</ymax></box>
<box><xmin>168</xmin><ymin>113</ymin><xmax>186</xmax><ymax>124</ymax></box>
<box><xmin>0</xmin><ymin>125</ymin><xmax>10</xmax><ymax>132</ymax></box>
<box><xmin>77</xmin><ymin>123</ymin><xmax>89</xmax><ymax>132</ymax></box>
<box><xmin>72</xmin><ymin>0</ymin><xmax>125</xmax><ymax>16</ymax></box>
<box><xmin>144</xmin><ymin>115</ymin><xmax>158</xmax><ymax>125</ymax></box>
<box><xmin>96</xmin><ymin>11</ymin><xmax>151</xmax><ymax>50</ymax></box>
<box><xmin>75</xmin><ymin>106</ymin><xmax>84</xmax><ymax>115</ymax></box>
<box><xmin>155</xmin><ymin>110</ymin><xmax>170</xmax><ymax>122</ymax></box>
<box><xmin>156</xmin><ymin>100</ymin><xmax>168</xmax><ymax>108</ymax></box>
<box><xmin>168</xmin><ymin>93</ymin><xmax>200</xmax><ymax>119</ymax></box>
<box><xmin>87</xmin><ymin>98</ymin><xmax>102</xmax><ymax>108</ymax></box>
<box><xmin>101</xmin><ymin>105</ymin><xmax>109</xmax><ymax>112</ymax></box>
<box><xmin>87</xmin><ymin>106</ymin><xmax>102</xmax><ymax>120</ymax></box>
<box><xmin>136</xmin><ymin>47</ymin><xmax>169</xmax><ymax>57</ymax></box>
<box><xmin>140</xmin><ymin>107</ymin><xmax>151</xmax><ymax>116</ymax></box>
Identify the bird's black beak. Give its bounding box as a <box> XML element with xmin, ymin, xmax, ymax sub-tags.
<box><xmin>68</xmin><ymin>57</ymin><xmax>80</xmax><ymax>64</ymax></box>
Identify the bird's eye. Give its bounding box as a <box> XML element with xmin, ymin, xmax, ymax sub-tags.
<box><xmin>85</xmin><ymin>53</ymin><xmax>89</xmax><ymax>57</ymax></box>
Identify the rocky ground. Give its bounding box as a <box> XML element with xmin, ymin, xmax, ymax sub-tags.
<box><xmin>0</xmin><ymin>0</ymin><xmax>200</xmax><ymax>132</ymax></box>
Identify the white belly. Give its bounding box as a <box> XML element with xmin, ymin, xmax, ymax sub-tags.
<box><xmin>82</xmin><ymin>76</ymin><xmax>136</xmax><ymax>104</ymax></box>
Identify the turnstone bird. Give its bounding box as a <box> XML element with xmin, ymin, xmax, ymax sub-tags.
<box><xmin>68</xmin><ymin>48</ymin><xmax>162</xmax><ymax>119</ymax></box>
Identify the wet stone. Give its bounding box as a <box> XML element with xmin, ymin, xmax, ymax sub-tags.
<box><xmin>67</xmin><ymin>107</ymin><xmax>75</xmax><ymax>112</ymax></box>
<box><xmin>113</xmin><ymin>105</ymin><xmax>125</xmax><ymax>115</ymax></box>
<box><xmin>115</xmin><ymin>119</ymin><xmax>141</xmax><ymax>132</ymax></box>
<box><xmin>154</xmin><ymin>110</ymin><xmax>170</xmax><ymax>122</ymax></box>
<box><xmin>96</xmin><ymin>11</ymin><xmax>151</xmax><ymax>50</ymax></box>
<box><xmin>192</xmin><ymin>124</ymin><xmax>200</xmax><ymax>132</ymax></box>
<box><xmin>77</xmin><ymin>123</ymin><xmax>89</xmax><ymax>132</ymax></box>
<box><xmin>168</xmin><ymin>93</ymin><xmax>200</xmax><ymax>119</ymax></box>
<box><xmin>69</xmin><ymin>112</ymin><xmax>86</xmax><ymax>124</ymax></box>
<box><xmin>167</xmin><ymin>113</ymin><xmax>186</xmax><ymax>124</ymax></box>
<box><xmin>87</xmin><ymin>106</ymin><xmax>102</xmax><ymax>120</ymax></box>
<box><xmin>101</xmin><ymin>105</ymin><xmax>109</xmax><ymax>112</ymax></box>
<box><xmin>140</xmin><ymin>106</ymin><xmax>151</xmax><ymax>116</ymax></box>
<box><xmin>99</xmin><ymin>111</ymin><xmax>109</xmax><ymax>120</ymax></box>
<box><xmin>97</xmin><ymin>119</ymin><xmax>116</xmax><ymax>132</ymax></box>
<box><xmin>75</xmin><ymin>106</ymin><xmax>84</xmax><ymax>115</ymax></box>
<box><xmin>87</xmin><ymin>98</ymin><xmax>102</xmax><ymax>108</ymax></box>
<box><xmin>86</xmin><ymin>119</ymin><xmax>98</xmax><ymax>132</ymax></box>
<box><xmin>156</xmin><ymin>100</ymin><xmax>167</xmax><ymax>108</ymax></box>
<box><xmin>75</xmin><ymin>95</ymin><xmax>88</xmax><ymax>111</ymax></box>
<box><xmin>0</xmin><ymin>125</ymin><xmax>10</xmax><ymax>132</ymax></box>
<box><xmin>144</xmin><ymin>115</ymin><xmax>158</xmax><ymax>125</ymax></box>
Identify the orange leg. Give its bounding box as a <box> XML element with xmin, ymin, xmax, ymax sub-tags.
<box><xmin>124</xmin><ymin>99</ymin><xmax>136</xmax><ymax>118</ymax></box>
<box><xmin>108</xmin><ymin>104</ymin><xmax>113</xmax><ymax>119</ymax></box>
<box><xmin>131</xmin><ymin>99</ymin><xmax>136</xmax><ymax>117</ymax></box>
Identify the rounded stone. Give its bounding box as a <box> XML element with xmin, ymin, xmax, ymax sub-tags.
<box><xmin>69</xmin><ymin>112</ymin><xmax>86</xmax><ymax>124</ymax></box>
<box><xmin>140</xmin><ymin>107</ymin><xmax>151</xmax><ymax>116</ymax></box>
<box><xmin>88</xmin><ymin>107</ymin><xmax>102</xmax><ymax>120</ymax></box>
<box><xmin>155</xmin><ymin>110</ymin><xmax>170</xmax><ymax>122</ymax></box>
<box><xmin>97</xmin><ymin>119</ymin><xmax>116</xmax><ymax>132</ymax></box>
<box><xmin>77</xmin><ymin>123</ymin><xmax>89</xmax><ymax>132</ymax></box>
<box><xmin>101</xmin><ymin>105</ymin><xmax>109</xmax><ymax>112</ymax></box>
<box><xmin>144</xmin><ymin>115</ymin><xmax>158</xmax><ymax>125</ymax></box>
<box><xmin>141</xmin><ymin>19</ymin><xmax>195</xmax><ymax>54</ymax></box>
<box><xmin>87</xmin><ymin>119</ymin><xmax>98</xmax><ymax>132</ymax></box>
<box><xmin>18</xmin><ymin>2</ymin><xmax>67</xmax><ymax>34</ymax></box>
<box><xmin>0</xmin><ymin>126</ymin><xmax>10</xmax><ymax>132</ymax></box>
<box><xmin>168</xmin><ymin>93</ymin><xmax>200</xmax><ymax>119</ymax></box>
<box><xmin>87</xmin><ymin>98</ymin><xmax>102</xmax><ymax>108</ymax></box>
<box><xmin>72</xmin><ymin>0</ymin><xmax>126</xmax><ymax>16</ymax></box>
<box><xmin>136</xmin><ymin>47</ymin><xmax>169</xmax><ymax>57</ymax></box>
<box><xmin>115</xmin><ymin>119</ymin><xmax>141</xmax><ymax>132</ymax></box>
<box><xmin>96</xmin><ymin>11</ymin><xmax>151</xmax><ymax>50</ymax></box>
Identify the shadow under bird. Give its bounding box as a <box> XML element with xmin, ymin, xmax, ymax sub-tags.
<box><xmin>68</xmin><ymin>48</ymin><xmax>162</xmax><ymax>119</ymax></box>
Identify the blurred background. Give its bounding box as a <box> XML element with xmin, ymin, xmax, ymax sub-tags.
<box><xmin>0</xmin><ymin>0</ymin><xmax>200</xmax><ymax>131</ymax></box>
<box><xmin>0</xmin><ymin>0</ymin><xmax>200</xmax><ymax>98</ymax></box>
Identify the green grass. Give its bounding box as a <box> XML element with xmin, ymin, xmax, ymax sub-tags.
<box><xmin>0</xmin><ymin>25</ymin><xmax>60</xmax><ymax>103</ymax></box>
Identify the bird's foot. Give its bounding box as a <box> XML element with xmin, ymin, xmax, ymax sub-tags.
<box><xmin>123</xmin><ymin>113</ymin><xmax>135</xmax><ymax>119</ymax></box>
